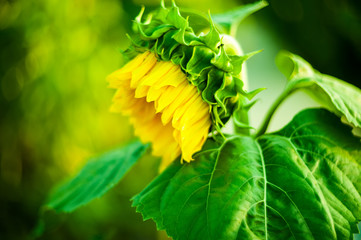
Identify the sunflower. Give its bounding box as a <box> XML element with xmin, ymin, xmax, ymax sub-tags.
<box><xmin>107</xmin><ymin>1</ymin><xmax>257</xmax><ymax>170</ymax></box>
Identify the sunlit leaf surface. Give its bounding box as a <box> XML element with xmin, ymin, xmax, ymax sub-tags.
<box><xmin>47</xmin><ymin>141</ymin><xmax>149</xmax><ymax>212</ymax></box>
<box><xmin>133</xmin><ymin>109</ymin><xmax>361</xmax><ymax>240</ymax></box>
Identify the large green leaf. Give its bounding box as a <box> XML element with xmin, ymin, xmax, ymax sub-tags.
<box><xmin>132</xmin><ymin>109</ymin><xmax>361</xmax><ymax>240</ymax></box>
<box><xmin>46</xmin><ymin>140</ymin><xmax>149</xmax><ymax>212</ymax></box>
<box><xmin>276</xmin><ymin>51</ymin><xmax>361</xmax><ymax>128</ymax></box>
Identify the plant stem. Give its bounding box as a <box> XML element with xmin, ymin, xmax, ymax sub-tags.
<box><xmin>255</xmin><ymin>86</ymin><xmax>295</xmax><ymax>137</ymax></box>
<box><xmin>230</xmin><ymin>24</ymin><xmax>238</xmax><ymax>38</ymax></box>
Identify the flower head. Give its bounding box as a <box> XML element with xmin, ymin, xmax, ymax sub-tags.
<box><xmin>108</xmin><ymin>51</ymin><xmax>210</xmax><ymax>170</ymax></box>
<box><xmin>108</xmin><ymin>1</ymin><xmax>257</xmax><ymax>169</ymax></box>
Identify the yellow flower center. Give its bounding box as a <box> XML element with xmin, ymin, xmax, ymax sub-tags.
<box><xmin>107</xmin><ymin>51</ymin><xmax>211</xmax><ymax>170</ymax></box>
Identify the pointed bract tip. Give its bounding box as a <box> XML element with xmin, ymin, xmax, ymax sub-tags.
<box><xmin>135</xmin><ymin>6</ymin><xmax>145</xmax><ymax>22</ymax></box>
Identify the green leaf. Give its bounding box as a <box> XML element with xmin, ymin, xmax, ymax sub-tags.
<box><xmin>276</xmin><ymin>51</ymin><xmax>361</xmax><ymax>128</ymax></box>
<box><xmin>132</xmin><ymin>109</ymin><xmax>361</xmax><ymax>240</ymax></box>
<box><xmin>46</xmin><ymin>140</ymin><xmax>149</xmax><ymax>212</ymax></box>
<box><xmin>212</xmin><ymin>1</ymin><xmax>268</xmax><ymax>35</ymax></box>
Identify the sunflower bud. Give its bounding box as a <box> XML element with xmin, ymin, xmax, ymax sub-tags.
<box><xmin>108</xmin><ymin>1</ymin><xmax>255</xmax><ymax>169</ymax></box>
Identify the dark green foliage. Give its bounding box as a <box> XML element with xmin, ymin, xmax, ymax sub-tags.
<box><xmin>133</xmin><ymin>109</ymin><xmax>361</xmax><ymax>240</ymax></box>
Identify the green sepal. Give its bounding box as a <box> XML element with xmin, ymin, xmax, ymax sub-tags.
<box><xmin>211</xmin><ymin>46</ymin><xmax>232</xmax><ymax>72</ymax></box>
<box><xmin>186</xmin><ymin>46</ymin><xmax>214</xmax><ymax>76</ymax></box>
<box><xmin>167</xmin><ymin>1</ymin><xmax>189</xmax><ymax>29</ymax></box>
<box><xmin>123</xmin><ymin>1</ymin><xmax>266</xmax><ymax>130</ymax></box>
<box><xmin>202</xmin><ymin>68</ymin><xmax>224</xmax><ymax>103</ymax></box>
<box><xmin>245</xmin><ymin>87</ymin><xmax>266</xmax><ymax>100</ymax></box>
<box><xmin>231</xmin><ymin>49</ymin><xmax>263</xmax><ymax>76</ymax></box>
<box><xmin>199</xmin><ymin>13</ymin><xmax>222</xmax><ymax>52</ymax></box>
<box><xmin>233</xmin><ymin>98</ymin><xmax>258</xmax><ymax>129</ymax></box>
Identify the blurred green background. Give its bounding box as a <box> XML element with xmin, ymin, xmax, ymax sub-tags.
<box><xmin>0</xmin><ymin>0</ymin><xmax>360</xmax><ymax>239</ymax></box>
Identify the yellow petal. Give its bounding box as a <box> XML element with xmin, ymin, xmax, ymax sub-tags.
<box><xmin>153</xmin><ymin>68</ymin><xmax>185</xmax><ymax>89</ymax></box>
<box><xmin>138</xmin><ymin>61</ymin><xmax>175</xmax><ymax>87</ymax></box>
<box><xmin>161</xmin><ymin>82</ymin><xmax>195</xmax><ymax>124</ymax></box>
<box><xmin>172</xmin><ymin>94</ymin><xmax>198</xmax><ymax>129</ymax></box>
<box><xmin>179</xmin><ymin>97</ymin><xmax>207</xmax><ymax>128</ymax></box>
<box><xmin>120</xmin><ymin>51</ymin><xmax>150</xmax><ymax>73</ymax></box>
<box><xmin>152</xmin><ymin>122</ymin><xmax>174</xmax><ymax>155</ymax></box>
<box><xmin>134</xmin><ymin>85</ymin><xmax>150</xmax><ymax>98</ymax></box>
<box><xmin>107</xmin><ymin>72</ymin><xmax>131</xmax><ymax>89</ymax></box>
<box><xmin>155</xmin><ymin>83</ymin><xmax>187</xmax><ymax>114</ymax></box>
<box><xmin>146</xmin><ymin>86</ymin><xmax>167</xmax><ymax>102</ymax></box>
<box><xmin>130</xmin><ymin>53</ymin><xmax>158</xmax><ymax>88</ymax></box>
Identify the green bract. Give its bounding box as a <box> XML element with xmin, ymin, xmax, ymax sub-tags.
<box><xmin>123</xmin><ymin>0</ymin><xmax>260</xmax><ymax>131</ymax></box>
